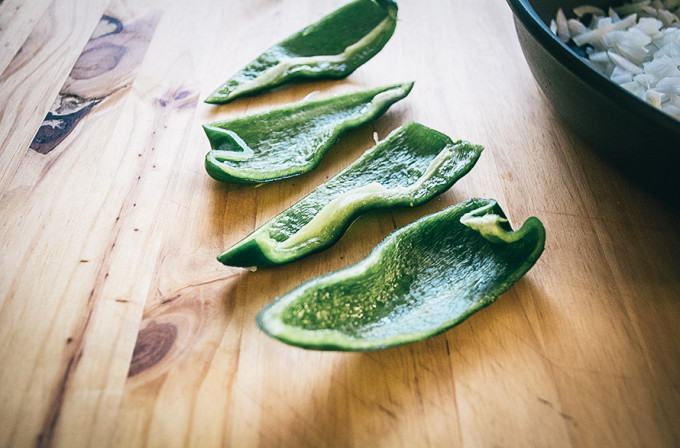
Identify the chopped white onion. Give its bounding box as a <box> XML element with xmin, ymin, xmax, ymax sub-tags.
<box><xmin>553</xmin><ymin>2</ymin><xmax>680</xmax><ymax>120</ymax></box>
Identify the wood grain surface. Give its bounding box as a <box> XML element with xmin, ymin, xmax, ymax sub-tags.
<box><xmin>1</xmin><ymin>0</ymin><xmax>679</xmax><ymax>447</ymax></box>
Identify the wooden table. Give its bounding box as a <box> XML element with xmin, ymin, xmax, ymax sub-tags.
<box><xmin>1</xmin><ymin>0</ymin><xmax>679</xmax><ymax>447</ymax></box>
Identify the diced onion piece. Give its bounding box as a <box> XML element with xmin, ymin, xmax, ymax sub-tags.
<box><xmin>574</xmin><ymin>5</ymin><xmax>606</xmax><ymax>17</ymax></box>
<box><xmin>568</xmin><ymin>18</ymin><xmax>589</xmax><ymax>35</ymax></box>
<box><xmin>614</xmin><ymin>0</ymin><xmax>651</xmax><ymax>16</ymax></box>
<box><xmin>646</xmin><ymin>88</ymin><xmax>664</xmax><ymax>106</ymax></box>
<box><xmin>608</xmin><ymin>50</ymin><xmax>645</xmax><ymax>73</ymax></box>
<box><xmin>556</xmin><ymin>8</ymin><xmax>571</xmax><ymax>42</ymax></box>
<box><xmin>611</xmin><ymin>65</ymin><xmax>636</xmax><ymax>82</ymax></box>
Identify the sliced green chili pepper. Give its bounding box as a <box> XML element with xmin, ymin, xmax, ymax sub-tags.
<box><xmin>256</xmin><ymin>198</ymin><xmax>546</xmax><ymax>351</ymax></box>
<box><xmin>204</xmin><ymin>82</ymin><xmax>413</xmax><ymax>183</ymax></box>
<box><xmin>217</xmin><ymin>122</ymin><xmax>484</xmax><ymax>267</ymax></box>
<box><xmin>205</xmin><ymin>0</ymin><xmax>399</xmax><ymax>104</ymax></box>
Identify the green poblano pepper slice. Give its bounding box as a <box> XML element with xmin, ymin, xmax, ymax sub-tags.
<box><xmin>257</xmin><ymin>198</ymin><xmax>546</xmax><ymax>351</ymax></box>
<box><xmin>205</xmin><ymin>0</ymin><xmax>399</xmax><ymax>104</ymax></box>
<box><xmin>217</xmin><ymin>122</ymin><xmax>484</xmax><ymax>267</ymax></box>
<box><xmin>204</xmin><ymin>82</ymin><xmax>413</xmax><ymax>183</ymax></box>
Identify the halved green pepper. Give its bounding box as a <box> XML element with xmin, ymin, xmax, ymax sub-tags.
<box><xmin>204</xmin><ymin>82</ymin><xmax>413</xmax><ymax>183</ymax></box>
<box><xmin>205</xmin><ymin>0</ymin><xmax>399</xmax><ymax>104</ymax></box>
<box><xmin>256</xmin><ymin>198</ymin><xmax>546</xmax><ymax>351</ymax></box>
<box><xmin>217</xmin><ymin>122</ymin><xmax>484</xmax><ymax>267</ymax></box>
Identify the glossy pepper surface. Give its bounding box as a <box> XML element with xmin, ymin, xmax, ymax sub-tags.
<box><xmin>204</xmin><ymin>82</ymin><xmax>413</xmax><ymax>183</ymax></box>
<box><xmin>205</xmin><ymin>0</ymin><xmax>399</xmax><ymax>104</ymax></box>
<box><xmin>217</xmin><ymin>122</ymin><xmax>484</xmax><ymax>267</ymax></box>
<box><xmin>256</xmin><ymin>198</ymin><xmax>546</xmax><ymax>351</ymax></box>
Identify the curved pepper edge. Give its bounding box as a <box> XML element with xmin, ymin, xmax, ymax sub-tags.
<box><xmin>204</xmin><ymin>0</ymin><xmax>399</xmax><ymax>104</ymax></box>
<box><xmin>217</xmin><ymin>126</ymin><xmax>484</xmax><ymax>267</ymax></box>
<box><xmin>204</xmin><ymin>82</ymin><xmax>414</xmax><ymax>184</ymax></box>
<box><xmin>256</xmin><ymin>198</ymin><xmax>546</xmax><ymax>351</ymax></box>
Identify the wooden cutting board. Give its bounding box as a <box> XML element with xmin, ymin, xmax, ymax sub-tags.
<box><xmin>1</xmin><ymin>0</ymin><xmax>679</xmax><ymax>447</ymax></box>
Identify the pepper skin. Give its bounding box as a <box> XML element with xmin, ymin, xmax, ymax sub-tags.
<box><xmin>217</xmin><ymin>122</ymin><xmax>484</xmax><ymax>267</ymax></box>
<box><xmin>256</xmin><ymin>198</ymin><xmax>546</xmax><ymax>351</ymax></box>
<box><xmin>205</xmin><ymin>0</ymin><xmax>399</xmax><ymax>104</ymax></box>
<box><xmin>204</xmin><ymin>82</ymin><xmax>413</xmax><ymax>183</ymax></box>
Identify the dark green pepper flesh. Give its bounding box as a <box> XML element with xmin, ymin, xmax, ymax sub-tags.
<box><xmin>217</xmin><ymin>122</ymin><xmax>484</xmax><ymax>267</ymax></box>
<box><xmin>204</xmin><ymin>82</ymin><xmax>413</xmax><ymax>183</ymax></box>
<box><xmin>256</xmin><ymin>198</ymin><xmax>546</xmax><ymax>351</ymax></box>
<box><xmin>205</xmin><ymin>0</ymin><xmax>399</xmax><ymax>104</ymax></box>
